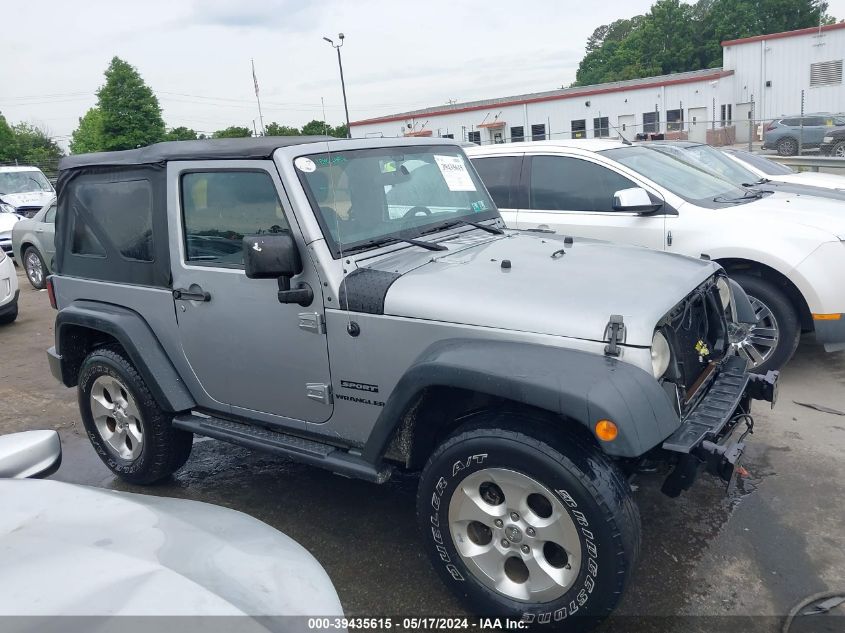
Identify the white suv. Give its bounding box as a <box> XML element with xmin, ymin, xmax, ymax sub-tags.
<box><xmin>467</xmin><ymin>140</ymin><xmax>845</xmax><ymax>371</ymax></box>
<box><xmin>0</xmin><ymin>247</ymin><xmax>19</xmax><ymax>324</ymax></box>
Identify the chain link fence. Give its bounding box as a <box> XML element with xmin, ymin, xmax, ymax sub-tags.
<box><xmin>0</xmin><ymin>158</ymin><xmax>61</xmax><ymax>184</ymax></box>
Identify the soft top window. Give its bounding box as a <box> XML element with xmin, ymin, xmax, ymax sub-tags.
<box><xmin>74</xmin><ymin>179</ymin><xmax>153</xmax><ymax>261</ymax></box>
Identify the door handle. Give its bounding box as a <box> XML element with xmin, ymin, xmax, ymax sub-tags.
<box><xmin>173</xmin><ymin>287</ymin><xmax>211</xmax><ymax>302</ymax></box>
<box><xmin>35</xmin><ymin>228</ymin><xmax>44</xmax><ymax>233</ymax></box>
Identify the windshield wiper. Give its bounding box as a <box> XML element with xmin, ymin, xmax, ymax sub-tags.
<box><xmin>344</xmin><ymin>235</ymin><xmax>447</xmax><ymax>254</ymax></box>
<box><xmin>713</xmin><ymin>190</ymin><xmax>763</xmax><ymax>203</ymax></box>
<box><xmin>419</xmin><ymin>216</ymin><xmax>504</xmax><ymax>236</ymax></box>
<box><xmin>741</xmin><ymin>177</ymin><xmax>771</xmax><ymax>186</ymax></box>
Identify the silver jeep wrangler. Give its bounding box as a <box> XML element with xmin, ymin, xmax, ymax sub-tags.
<box><xmin>47</xmin><ymin>137</ymin><xmax>777</xmax><ymax>627</ymax></box>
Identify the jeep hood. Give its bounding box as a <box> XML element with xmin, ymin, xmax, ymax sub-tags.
<box><xmin>361</xmin><ymin>232</ymin><xmax>719</xmax><ymax>346</ymax></box>
<box><xmin>741</xmin><ymin>192</ymin><xmax>845</xmax><ymax>238</ymax></box>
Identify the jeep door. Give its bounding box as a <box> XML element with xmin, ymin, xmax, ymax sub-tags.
<box><xmin>515</xmin><ymin>153</ymin><xmax>667</xmax><ymax>249</ymax></box>
<box><xmin>167</xmin><ymin>161</ymin><xmax>332</xmax><ymax>423</ymax></box>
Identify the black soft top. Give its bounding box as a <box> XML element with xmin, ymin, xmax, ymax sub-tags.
<box><xmin>59</xmin><ymin>136</ymin><xmax>335</xmax><ymax>170</ymax></box>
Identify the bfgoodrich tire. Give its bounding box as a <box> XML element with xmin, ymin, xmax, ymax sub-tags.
<box><xmin>417</xmin><ymin>414</ymin><xmax>640</xmax><ymax>630</ymax></box>
<box><xmin>78</xmin><ymin>346</ymin><xmax>193</xmax><ymax>484</ymax></box>
<box><xmin>731</xmin><ymin>273</ymin><xmax>800</xmax><ymax>372</ymax></box>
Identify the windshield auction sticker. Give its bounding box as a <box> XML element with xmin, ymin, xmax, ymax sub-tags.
<box><xmin>434</xmin><ymin>155</ymin><xmax>476</xmax><ymax>192</ymax></box>
<box><xmin>294</xmin><ymin>157</ymin><xmax>317</xmax><ymax>172</ymax></box>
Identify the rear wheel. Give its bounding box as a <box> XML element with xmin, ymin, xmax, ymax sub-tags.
<box><xmin>23</xmin><ymin>246</ymin><xmax>46</xmax><ymax>290</ymax></box>
<box><xmin>777</xmin><ymin>137</ymin><xmax>798</xmax><ymax>156</ymax></box>
<box><xmin>730</xmin><ymin>273</ymin><xmax>800</xmax><ymax>372</ymax></box>
<box><xmin>78</xmin><ymin>346</ymin><xmax>193</xmax><ymax>484</ymax></box>
<box><xmin>417</xmin><ymin>415</ymin><xmax>640</xmax><ymax>629</ymax></box>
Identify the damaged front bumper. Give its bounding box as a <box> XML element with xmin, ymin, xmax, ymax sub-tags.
<box><xmin>659</xmin><ymin>354</ymin><xmax>778</xmax><ymax>497</ymax></box>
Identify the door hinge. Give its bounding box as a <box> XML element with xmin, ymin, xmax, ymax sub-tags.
<box><xmin>604</xmin><ymin>314</ymin><xmax>626</xmax><ymax>357</ymax></box>
<box><xmin>306</xmin><ymin>383</ymin><xmax>333</xmax><ymax>405</ymax></box>
<box><xmin>667</xmin><ymin>230</ymin><xmax>673</xmax><ymax>247</ymax></box>
<box><xmin>298</xmin><ymin>312</ymin><xmax>326</xmax><ymax>334</ymax></box>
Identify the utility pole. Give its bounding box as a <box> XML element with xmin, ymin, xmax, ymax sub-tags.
<box><xmin>251</xmin><ymin>59</ymin><xmax>265</xmax><ymax>135</ymax></box>
<box><xmin>323</xmin><ymin>33</ymin><xmax>351</xmax><ymax>138</ymax></box>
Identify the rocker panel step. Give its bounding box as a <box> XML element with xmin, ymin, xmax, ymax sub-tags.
<box><xmin>173</xmin><ymin>414</ymin><xmax>391</xmax><ymax>483</ymax></box>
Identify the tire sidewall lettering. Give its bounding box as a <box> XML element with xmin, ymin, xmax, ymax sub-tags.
<box><xmin>426</xmin><ymin>450</ymin><xmax>602</xmax><ymax>620</ymax></box>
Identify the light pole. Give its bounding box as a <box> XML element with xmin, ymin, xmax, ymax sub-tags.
<box><xmin>323</xmin><ymin>33</ymin><xmax>351</xmax><ymax>138</ymax></box>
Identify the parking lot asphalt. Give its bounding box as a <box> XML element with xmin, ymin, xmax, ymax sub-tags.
<box><xmin>2</xmin><ymin>266</ymin><xmax>844</xmax><ymax>630</ymax></box>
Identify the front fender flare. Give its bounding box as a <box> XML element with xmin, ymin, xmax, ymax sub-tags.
<box><xmin>361</xmin><ymin>339</ymin><xmax>680</xmax><ymax>460</ymax></box>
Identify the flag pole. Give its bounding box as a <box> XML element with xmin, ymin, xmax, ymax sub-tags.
<box><xmin>252</xmin><ymin>59</ymin><xmax>266</xmax><ymax>135</ymax></box>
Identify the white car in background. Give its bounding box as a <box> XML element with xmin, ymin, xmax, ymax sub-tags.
<box><xmin>467</xmin><ymin>140</ymin><xmax>845</xmax><ymax>371</ymax></box>
<box><xmin>722</xmin><ymin>148</ymin><xmax>845</xmax><ymax>191</ymax></box>
<box><xmin>0</xmin><ymin>166</ymin><xmax>56</xmax><ymax>219</ymax></box>
<box><xmin>0</xmin><ymin>431</ymin><xmax>344</xmax><ymax>624</ymax></box>
<box><xmin>0</xmin><ymin>245</ymin><xmax>19</xmax><ymax>324</ymax></box>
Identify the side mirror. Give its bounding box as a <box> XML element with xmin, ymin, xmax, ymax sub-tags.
<box><xmin>612</xmin><ymin>187</ymin><xmax>663</xmax><ymax>214</ymax></box>
<box><xmin>0</xmin><ymin>430</ymin><xmax>62</xmax><ymax>479</ymax></box>
<box><xmin>242</xmin><ymin>232</ymin><xmax>313</xmax><ymax>307</ymax></box>
<box><xmin>243</xmin><ymin>232</ymin><xmax>302</xmax><ymax>280</ymax></box>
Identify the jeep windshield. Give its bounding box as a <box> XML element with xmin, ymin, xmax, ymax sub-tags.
<box><xmin>0</xmin><ymin>171</ymin><xmax>52</xmax><ymax>195</ymax></box>
<box><xmin>602</xmin><ymin>146</ymin><xmax>756</xmax><ymax>208</ymax></box>
<box><xmin>296</xmin><ymin>145</ymin><xmax>499</xmax><ymax>256</ymax></box>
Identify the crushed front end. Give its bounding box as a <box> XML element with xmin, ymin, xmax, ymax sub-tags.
<box><xmin>649</xmin><ymin>275</ymin><xmax>779</xmax><ymax>496</ymax></box>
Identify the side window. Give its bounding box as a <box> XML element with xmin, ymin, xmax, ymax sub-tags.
<box><xmin>73</xmin><ymin>179</ymin><xmax>153</xmax><ymax>261</ymax></box>
<box><xmin>44</xmin><ymin>204</ymin><xmax>57</xmax><ymax>224</ymax></box>
<box><xmin>529</xmin><ymin>156</ymin><xmax>636</xmax><ymax>212</ymax></box>
<box><xmin>471</xmin><ymin>156</ymin><xmax>520</xmax><ymax>209</ymax></box>
<box><xmin>181</xmin><ymin>171</ymin><xmax>289</xmax><ymax>268</ymax></box>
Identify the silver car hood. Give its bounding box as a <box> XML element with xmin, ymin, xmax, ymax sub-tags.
<box><xmin>0</xmin><ymin>191</ymin><xmax>53</xmax><ymax>209</ymax></box>
<box><xmin>369</xmin><ymin>232</ymin><xmax>719</xmax><ymax>346</ymax></box>
<box><xmin>0</xmin><ymin>479</ymin><xmax>343</xmax><ymax>618</ymax></box>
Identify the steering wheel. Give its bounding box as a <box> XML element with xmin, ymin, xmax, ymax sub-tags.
<box><xmin>402</xmin><ymin>205</ymin><xmax>432</xmax><ymax>218</ymax></box>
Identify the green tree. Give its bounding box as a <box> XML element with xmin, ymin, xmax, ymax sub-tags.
<box><xmin>212</xmin><ymin>126</ymin><xmax>252</xmax><ymax>139</ymax></box>
<box><xmin>264</xmin><ymin>122</ymin><xmax>301</xmax><ymax>136</ymax></box>
<box><xmin>69</xmin><ymin>107</ymin><xmax>105</xmax><ymax>154</ymax></box>
<box><xmin>10</xmin><ymin>123</ymin><xmax>63</xmax><ymax>165</ymax></box>
<box><xmin>97</xmin><ymin>57</ymin><xmax>165</xmax><ymax>150</ymax></box>
<box><xmin>300</xmin><ymin>119</ymin><xmax>347</xmax><ymax>137</ymax></box>
<box><xmin>0</xmin><ymin>112</ymin><xmax>15</xmax><ymax>162</ymax></box>
<box><xmin>164</xmin><ymin>126</ymin><xmax>199</xmax><ymax>141</ymax></box>
<box><xmin>575</xmin><ymin>0</ymin><xmax>833</xmax><ymax>86</ymax></box>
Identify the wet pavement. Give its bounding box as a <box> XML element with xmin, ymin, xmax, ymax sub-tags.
<box><xmin>2</xmin><ymin>267</ymin><xmax>845</xmax><ymax>630</ymax></box>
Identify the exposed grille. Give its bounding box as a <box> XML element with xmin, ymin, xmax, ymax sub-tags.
<box><xmin>664</xmin><ymin>279</ymin><xmax>729</xmax><ymax>407</ymax></box>
<box><xmin>810</xmin><ymin>59</ymin><xmax>843</xmax><ymax>87</ymax></box>
<box><xmin>17</xmin><ymin>206</ymin><xmax>42</xmax><ymax>218</ymax></box>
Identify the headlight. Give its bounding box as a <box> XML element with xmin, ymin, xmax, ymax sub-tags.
<box><xmin>716</xmin><ymin>276</ymin><xmax>731</xmax><ymax>309</ymax></box>
<box><xmin>0</xmin><ymin>202</ymin><xmax>15</xmax><ymax>214</ymax></box>
<box><xmin>651</xmin><ymin>330</ymin><xmax>671</xmax><ymax>379</ymax></box>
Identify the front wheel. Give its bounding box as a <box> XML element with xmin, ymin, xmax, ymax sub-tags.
<box><xmin>417</xmin><ymin>416</ymin><xmax>640</xmax><ymax>629</ymax></box>
<box><xmin>78</xmin><ymin>346</ymin><xmax>193</xmax><ymax>484</ymax></box>
<box><xmin>831</xmin><ymin>141</ymin><xmax>845</xmax><ymax>158</ymax></box>
<box><xmin>730</xmin><ymin>273</ymin><xmax>800</xmax><ymax>372</ymax></box>
<box><xmin>777</xmin><ymin>137</ymin><xmax>798</xmax><ymax>156</ymax></box>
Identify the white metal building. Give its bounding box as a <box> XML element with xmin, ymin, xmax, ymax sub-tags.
<box><xmin>350</xmin><ymin>23</ymin><xmax>845</xmax><ymax>145</ymax></box>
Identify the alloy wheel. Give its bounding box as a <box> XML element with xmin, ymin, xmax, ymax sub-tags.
<box><xmin>448</xmin><ymin>468</ymin><xmax>582</xmax><ymax>603</ymax></box>
<box><xmin>25</xmin><ymin>251</ymin><xmax>43</xmax><ymax>287</ymax></box>
<box><xmin>90</xmin><ymin>375</ymin><xmax>144</xmax><ymax>460</ymax></box>
<box><xmin>779</xmin><ymin>138</ymin><xmax>797</xmax><ymax>155</ymax></box>
<box><xmin>834</xmin><ymin>143</ymin><xmax>845</xmax><ymax>158</ymax></box>
<box><xmin>732</xmin><ymin>295</ymin><xmax>780</xmax><ymax>368</ymax></box>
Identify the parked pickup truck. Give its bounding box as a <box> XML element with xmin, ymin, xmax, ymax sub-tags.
<box><xmin>47</xmin><ymin>137</ymin><xmax>776</xmax><ymax>628</ymax></box>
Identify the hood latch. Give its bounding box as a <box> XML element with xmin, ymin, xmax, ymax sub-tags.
<box><xmin>604</xmin><ymin>314</ymin><xmax>626</xmax><ymax>357</ymax></box>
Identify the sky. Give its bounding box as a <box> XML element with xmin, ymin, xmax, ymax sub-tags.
<box><xmin>2</xmin><ymin>0</ymin><xmax>843</xmax><ymax>149</ymax></box>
